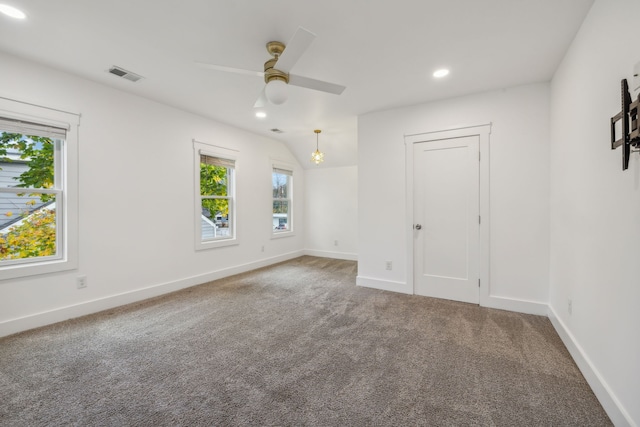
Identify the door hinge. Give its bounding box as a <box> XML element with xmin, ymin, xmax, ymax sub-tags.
<box><xmin>478</xmin><ymin>279</ymin><xmax>481</xmax><ymax>287</ymax></box>
<box><xmin>479</xmin><ymin>215</ymin><xmax>481</xmax><ymax>224</ymax></box>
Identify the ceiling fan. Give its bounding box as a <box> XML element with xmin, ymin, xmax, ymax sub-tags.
<box><xmin>197</xmin><ymin>27</ymin><xmax>346</xmax><ymax>108</ymax></box>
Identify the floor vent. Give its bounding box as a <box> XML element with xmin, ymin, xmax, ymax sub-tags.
<box><xmin>108</xmin><ymin>66</ymin><xmax>144</xmax><ymax>82</ymax></box>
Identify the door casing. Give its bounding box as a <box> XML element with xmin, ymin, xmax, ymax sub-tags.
<box><xmin>405</xmin><ymin>124</ymin><xmax>491</xmax><ymax>306</ymax></box>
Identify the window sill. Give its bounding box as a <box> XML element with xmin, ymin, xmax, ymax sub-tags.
<box><xmin>0</xmin><ymin>257</ymin><xmax>77</xmax><ymax>281</ymax></box>
<box><xmin>195</xmin><ymin>237</ymin><xmax>239</xmax><ymax>251</ymax></box>
<box><xmin>271</xmin><ymin>231</ymin><xmax>295</xmax><ymax>239</ymax></box>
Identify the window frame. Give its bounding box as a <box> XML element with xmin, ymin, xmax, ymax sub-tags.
<box><xmin>193</xmin><ymin>140</ymin><xmax>238</xmax><ymax>250</ymax></box>
<box><xmin>0</xmin><ymin>98</ymin><xmax>79</xmax><ymax>281</ymax></box>
<box><xmin>271</xmin><ymin>162</ymin><xmax>294</xmax><ymax>239</ymax></box>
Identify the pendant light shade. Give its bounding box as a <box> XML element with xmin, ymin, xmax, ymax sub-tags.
<box><xmin>311</xmin><ymin>129</ymin><xmax>324</xmax><ymax>165</ymax></box>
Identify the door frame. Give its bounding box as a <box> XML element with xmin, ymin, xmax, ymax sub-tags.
<box><xmin>404</xmin><ymin>124</ymin><xmax>491</xmax><ymax>306</ymax></box>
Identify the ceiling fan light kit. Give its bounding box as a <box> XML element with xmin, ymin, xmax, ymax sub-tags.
<box><xmin>265</xmin><ymin>78</ymin><xmax>288</xmax><ymax>105</ymax></box>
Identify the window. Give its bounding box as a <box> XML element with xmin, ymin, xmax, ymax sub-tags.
<box><xmin>0</xmin><ymin>98</ymin><xmax>79</xmax><ymax>280</ymax></box>
<box><xmin>194</xmin><ymin>141</ymin><xmax>236</xmax><ymax>249</ymax></box>
<box><xmin>272</xmin><ymin>166</ymin><xmax>292</xmax><ymax>234</ymax></box>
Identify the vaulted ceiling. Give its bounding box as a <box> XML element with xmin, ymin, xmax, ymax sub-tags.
<box><xmin>0</xmin><ymin>0</ymin><xmax>594</xmax><ymax>168</ymax></box>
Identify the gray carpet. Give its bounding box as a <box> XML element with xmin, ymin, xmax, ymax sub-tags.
<box><xmin>0</xmin><ymin>256</ymin><xmax>610</xmax><ymax>426</ymax></box>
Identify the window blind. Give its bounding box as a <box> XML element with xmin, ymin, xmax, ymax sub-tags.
<box><xmin>0</xmin><ymin>116</ymin><xmax>67</xmax><ymax>139</ymax></box>
<box><xmin>273</xmin><ymin>167</ymin><xmax>293</xmax><ymax>176</ymax></box>
<box><xmin>201</xmin><ymin>154</ymin><xmax>235</xmax><ymax>169</ymax></box>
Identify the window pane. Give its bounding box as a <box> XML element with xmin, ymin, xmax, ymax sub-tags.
<box><xmin>201</xmin><ymin>198</ymin><xmax>231</xmax><ymax>240</ymax></box>
<box><xmin>200</xmin><ymin>163</ymin><xmax>228</xmax><ymax>197</ymax></box>
<box><xmin>0</xmin><ymin>132</ymin><xmax>55</xmax><ymax>190</ymax></box>
<box><xmin>272</xmin><ymin>172</ymin><xmax>288</xmax><ymax>198</ymax></box>
<box><xmin>195</xmin><ymin>145</ymin><xmax>236</xmax><ymax>246</ymax></box>
<box><xmin>273</xmin><ymin>200</ymin><xmax>289</xmax><ymax>231</ymax></box>
<box><xmin>0</xmin><ymin>193</ymin><xmax>56</xmax><ymax>260</ymax></box>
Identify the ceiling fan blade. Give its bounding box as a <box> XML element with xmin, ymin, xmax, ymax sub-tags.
<box><xmin>195</xmin><ymin>61</ymin><xmax>264</xmax><ymax>78</ymax></box>
<box><xmin>275</xmin><ymin>27</ymin><xmax>316</xmax><ymax>73</ymax></box>
<box><xmin>288</xmin><ymin>74</ymin><xmax>346</xmax><ymax>95</ymax></box>
<box><xmin>254</xmin><ymin>87</ymin><xmax>268</xmax><ymax>108</ymax></box>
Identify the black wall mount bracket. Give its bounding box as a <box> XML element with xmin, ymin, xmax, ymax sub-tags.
<box><xmin>611</xmin><ymin>79</ymin><xmax>640</xmax><ymax>170</ymax></box>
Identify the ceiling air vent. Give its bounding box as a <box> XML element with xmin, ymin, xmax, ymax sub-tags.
<box><xmin>108</xmin><ymin>66</ymin><xmax>143</xmax><ymax>82</ymax></box>
<box><xmin>270</xmin><ymin>128</ymin><xmax>284</xmax><ymax>134</ymax></box>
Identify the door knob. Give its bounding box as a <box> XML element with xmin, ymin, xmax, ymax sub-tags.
<box><xmin>414</xmin><ymin>224</ymin><xmax>422</xmax><ymax>230</ymax></box>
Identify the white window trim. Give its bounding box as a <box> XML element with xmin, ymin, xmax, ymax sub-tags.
<box><xmin>193</xmin><ymin>140</ymin><xmax>238</xmax><ymax>250</ymax></box>
<box><xmin>271</xmin><ymin>161</ymin><xmax>295</xmax><ymax>239</ymax></box>
<box><xmin>0</xmin><ymin>97</ymin><xmax>80</xmax><ymax>281</ymax></box>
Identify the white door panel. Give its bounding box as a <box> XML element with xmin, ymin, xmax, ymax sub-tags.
<box><xmin>413</xmin><ymin>136</ymin><xmax>479</xmax><ymax>304</ymax></box>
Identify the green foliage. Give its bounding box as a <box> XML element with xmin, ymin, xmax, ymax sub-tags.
<box><xmin>0</xmin><ymin>132</ymin><xmax>57</xmax><ymax>261</ymax></box>
<box><xmin>200</xmin><ymin>164</ymin><xmax>229</xmax><ymax>217</ymax></box>
<box><xmin>200</xmin><ymin>164</ymin><xmax>227</xmax><ymax>196</ymax></box>
<box><xmin>0</xmin><ymin>133</ymin><xmax>55</xmax><ymax>201</ymax></box>
<box><xmin>0</xmin><ymin>207</ymin><xmax>56</xmax><ymax>260</ymax></box>
<box><xmin>273</xmin><ymin>201</ymin><xmax>288</xmax><ymax>214</ymax></box>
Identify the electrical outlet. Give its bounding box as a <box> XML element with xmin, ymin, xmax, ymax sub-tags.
<box><xmin>261</xmin><ymin>245</ymin><xmax>264</xmax><ymax>252</ymax></box>
<box><xmin>568</xmin><ymin>299</ymin><xmax>573</xmax><ymax>316</ymax></box>
<box><xmin>334</xmin><ymin>240</ymin><xmax>338</xmax><ymax>246</ymax></box>
<box><xmin>77</xmin><ymin>276</ymin><xmax>87</xmax><ymax>289</ymax></box>
<box><xmin>385</xmin><ymin>261</ymin><xmax>392</xmax><ymax>270</ymax></box>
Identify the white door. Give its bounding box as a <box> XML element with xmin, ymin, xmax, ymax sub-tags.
<box><xmin>413</xmin><ymin>135</ymin><xmax>480</xmax><ymax>304</ymax></box>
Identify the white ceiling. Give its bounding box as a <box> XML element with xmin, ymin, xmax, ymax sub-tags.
<box><xmin>0</xmin><ymin>0</ymin><xmax>594</xmax><ymax>168</ymax></box>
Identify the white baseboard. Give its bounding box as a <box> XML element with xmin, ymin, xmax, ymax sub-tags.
<box><xmin>548</xmin><ymin>305</ymin><xmax>635</xmax><ymax>427</ymax></box>
<box><xmin>481</xmin><ymin>295</ymin><xmax>548</xmax><ymax>316</ymax></box>
<box><xmin>356</xmin><ymin>275</ymin><xmax>412</xmax><ymax>294</ymax></box>
<box><xmin>303</xmin><ymin>249</ymin><xmax>357</xmax><ymax>261</ymax></box>
<box><xmin>0</xmin><ymin>250</ymin><xmax>304</xmax><ymax>338</ymax></box>
<box><xmin>357</xmin><ymin>279</ymin><xmax>549</xmax><ymax>314</ymax></box>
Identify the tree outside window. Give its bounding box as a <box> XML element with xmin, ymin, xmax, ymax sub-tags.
<box><xmin>0</xmin><ymin>132</ymin><xmax>58</xmax><ymax>261</ymax></box>
<box><xmin>199</xmin><ymin>154</ymin><xmax>234</xmax><ymax>241</ymax></box>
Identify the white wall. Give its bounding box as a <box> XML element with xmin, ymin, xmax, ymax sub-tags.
<box><xmin>304</xmin><ymin>166</ymin><xmax>358</xmax><ymax>260</ymax></box>
<box><xmin>358</xmin><ymin>83</ymin><xmax>550</xmax><ymax>313</ymax></box>
<box><xmin>0</xmin><ymin>52</ymin><xmax>305</xmax><ymax>337</ymax></box>
<box><xmin>549</xmin><ymin>0</ymin><xmax>640</xmax><ymax>425</ymax></box>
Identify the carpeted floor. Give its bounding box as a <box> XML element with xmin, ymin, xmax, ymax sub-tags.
<box><xmin>0</xmin><ymin>256</ymin><xmax>611</xmax><ymax>426</ymax></box>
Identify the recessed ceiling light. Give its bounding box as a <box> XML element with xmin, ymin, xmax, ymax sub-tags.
<box><xmin>433</xmin><ymin>69</ymin><xmax>450</xmax><ymax>78</ymax></box>
<box><xmin>255</xmin><ymin>111</ymin><xmax>267</xmax><ymax>118</ymax></box>
<box><xmin>0</xmin><ymin>4</ymin><xmax>26</xmax><ymax>19</ymax></box>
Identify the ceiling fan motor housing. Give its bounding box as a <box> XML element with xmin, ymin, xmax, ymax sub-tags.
<box><xmin>264</xmin><ymin>44</ymin><xmax>289</xmax><ymax>85</ymax></box>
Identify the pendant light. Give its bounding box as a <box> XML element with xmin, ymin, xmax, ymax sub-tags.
<box><xmin>311</xmin><ymin>129</ymin><xmax>324</xmax><ymax>165</ymax></box>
